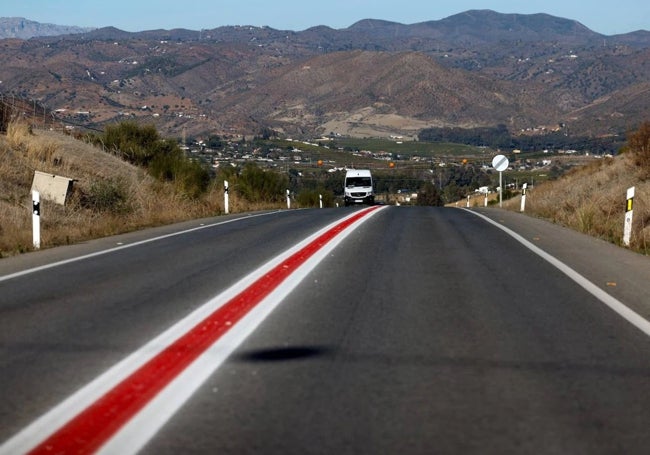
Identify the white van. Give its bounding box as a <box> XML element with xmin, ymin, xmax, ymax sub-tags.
<box><xmin>344</xmin><ymin>169</ymin><xmax>374</xmax><ymax>206</ymax></box>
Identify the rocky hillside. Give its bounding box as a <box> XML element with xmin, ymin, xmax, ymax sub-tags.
<box><xmin>0</xmin><ymin>10</ymin><xmax>648</xmax><ymax>140</ymax></box>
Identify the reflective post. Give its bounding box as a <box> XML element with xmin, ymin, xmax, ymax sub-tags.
<box><xmin>623</xmin><ymin>186</ymin><xmax>635</xmax><ymax>246</ymax></box>
<box><xmin>32</xmin><ymin>190</ymin><xmax>41</xmax><ymax>250</ymax></box>
<box><xmin>224</xmin><ymin>180</ymin><xmax>229</xmax><ymax>214</ymax></box>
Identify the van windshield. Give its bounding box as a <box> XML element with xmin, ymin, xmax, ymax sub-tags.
<box><xmin>346</xmin><ymin>177</ymin><xmax>372</xmax><ymax>188</ymax></box>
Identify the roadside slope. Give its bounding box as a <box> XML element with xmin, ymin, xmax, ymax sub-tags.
<box><xmin>0</xmin><ymin>125</ymin><xmax>223</xmax><ymax>257</ymax></box>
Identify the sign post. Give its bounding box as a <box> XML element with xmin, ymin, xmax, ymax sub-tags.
<box><xmin>623</xmin><ymin>186</ymin><xmax>635</xmax><ymax>247</ymax></box>
<box><xmin>32</xmin><ymin>190</ymin><xmax>41</xmax><ymax>250</ymax></box>
<box><xmin>492</xmin><ymin>154</ymin><xmax>509</xmax><ymax>207</ymax></box>
<box><xmin>224</xmin><ymin>180</ymin><xmax>229</xmax><ymax>215</ymax></box>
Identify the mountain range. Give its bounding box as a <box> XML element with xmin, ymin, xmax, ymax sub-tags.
<box><xmin>1</xmin><ymin>10</ymin><xmax>648</xmax><ymax>140</ymax></box>
<box><xmin>0</xmin><ymin>17</ymin><xmax>93</xmax><ymax>39</ymax></box>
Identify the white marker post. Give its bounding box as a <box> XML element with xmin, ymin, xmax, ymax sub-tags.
<box><xmin>319</xmin><ymin>194</ymin><xmax>323</xmax><ymax>209</ymax></box>
<box><xmin>286</xmin><ymin>189</ymin><xmax>291</xmax><ymax>209</ymax></box>
<box><xmin>32</xmin><ymin>190</ymin><xmax>41</xmax><ymax>250</ymax></box>
<box><xmin>520</xmin><ymin>183</ymin><xmax>528</xmax><ymax>212</ymax></box>
<box><xmin>466</xmin><ymin>195</ymin><xmax>470</xmax><ymax>207</ymax></box>
<box><xmin>492</xmin><ymin>154</ymin><xmax>509</xmax><ymax>208</ymax></box>
<box><xmin>623</xmin><ymin>186</ymin><xmax>635</xmax><ymax>247</ymax></box>
<box><xmin>223</xmin><ymin>180</ymin><xmax>229</xmax><ymax>215</ymax></box>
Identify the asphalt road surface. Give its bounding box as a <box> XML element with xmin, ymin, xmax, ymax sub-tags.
<box><xmin>1</xmin><ymin>206</ymin><xmax>650</xmax><ymax>454</ymax></box>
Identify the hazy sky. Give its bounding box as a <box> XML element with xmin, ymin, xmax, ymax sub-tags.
<box><xmin>3</xmin><ymin>0</ymin><xmax>648</xmax><ymax>35</ymax></box>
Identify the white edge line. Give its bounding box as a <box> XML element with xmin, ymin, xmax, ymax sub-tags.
<box><xmin>0</xmin><ymin>206</ymin><xmax>386</xmax><ymax>455</ymax></box>
<box><xmin>462</xmin><ymin>208</ymin><xmax>650</xmax><ymax>337</ymax></box>
<box><xmin>0</xmin><ymin>211</ymin><xmax>281</xmax><ymax>283</ymax></box>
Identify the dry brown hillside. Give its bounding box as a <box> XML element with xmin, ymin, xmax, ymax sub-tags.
<box><xmin>222</xmin><ymin>51</ymin><xmax>553</xmax><ymax>137</ymax></box>
<box><xmin>503</xmin><ymin>152</ymin><xmax>649</xmax><ymax>254</ymax></box>
<box><xmin>0</xmin><ymin>123</ymin><xmax>226</xmax><ymax>257</ymax></box>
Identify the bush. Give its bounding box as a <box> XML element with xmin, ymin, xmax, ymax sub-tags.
<box><xmin>627</xmin><ymin>121</ymin><xmax>650</xmax><ymax>178</ymax></box>
<box><xmin>177</xmin><ymin>162</ymin><xmax>210</xmax><ymax>199</ymax></box>
<box><xmin>417</xmin><ymin>182</ymin><xmax>443</xmax><ymax>206</ymax></box>
<box><xmin>100</xmin><ymin>122</ymin><xmax>210</xmax><ymax>198</ymax></box>
<box><xmin>1</xmin><ymin>99</ymin><xmax>16</xmax><ymax>133</ymax></box>
<box><xmin>84</xmin><ymin>178</ymin><xmax>130</xmax><ymax>213</ymax></box>
<box><xmin>148</xmin><ymin>143</ymin><xmax>210</xmax><ymax>199</ymax></box>
<box><xmin>103</xmin><ymin>121</ymin><xmax>161</xmax><ymax>166</ymax></box>
<box><xmin>236</xmin><ymin>163</ymin><xmax>288</xmax><ymax>203</ymax></box>
<box><xmin>296</xmin><ymin>189</ymin><xmax>334</xmax><ymax>208</ymax></box>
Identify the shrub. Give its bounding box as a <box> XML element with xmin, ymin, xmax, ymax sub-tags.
<box><xmin>148</xmin><ymin>143</ymin><xmax>210</xmax><ymax>199</ymax></box>
<box><xmin>627</xmin><ymin>121</ymin><xmax>650</xmax><ymax>178</ymax></box>
<box><xmin>6</xmin><ymin>121</ymin><xmax>33</xmax><ymax>147</ymax></box>
<box><xmin>100</xmin><ymin>122</ymin><xmax>210</xmax><ymax>198</ymax></box>
<box><xmin>417</xmin><ymin>182</ymin><xmax>443</xmax><ymax>206</ymax></box>
<box><xmin>148</xmin><ymin>142</ymin><xmax>185</xmax><ymax>181</ymax></box>
<box><xmin>84</xmin><ymin>178</ymin><xmax>130</xmax><ymax>213</ymax></box>
<box><xmin>236</xmin><ymin>163</ymin><xmax>288</xmax><ymax>203</ymax></box>
<box><xmin>296</xmin><ymin>189</ymin><xmax>334</xmax><ymax>208</ymax></box>
<box><xmin>103</xmin><ymin>121</ymin><xmax>161</xmax><ymax>166</ymax></box>
<box><xmin>1</xmin><ymin>100</ymin><xmax>16</xmax><ymax>133</ymax></box>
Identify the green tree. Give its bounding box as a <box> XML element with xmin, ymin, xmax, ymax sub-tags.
<box><xmin>205</xmin><ymin>135</ymin><xmax>223</xmax><ymax>148</ymax></box>
<box><xmin>149</xmin><ymin>149</ymin><xmax>209</xmax><ymax>198</ymax></box>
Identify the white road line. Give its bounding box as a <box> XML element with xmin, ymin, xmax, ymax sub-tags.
<box><xmin>98</xmin><ymin>206</ymin><xmax>386</xmax><ymax>455</ymax></box>
<box><xmin>0</xmin><ymin>206</ymin><xmax>386</xmax><ymax>455</ymax></box>
<box><xmin>0</xmin><ymin>211</ymin><xmax>280</xmax><ymax>283</ymax></box>
<box><xmin>464</xmin><ymin>209</ymin><xmax>650</xmax><ymax>337</ymax></box>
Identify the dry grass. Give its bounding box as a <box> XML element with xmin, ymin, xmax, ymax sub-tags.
<box><xmin>0</xmin><ymin>122</ymin><xmax>282</xmax><ymax>257</ymax></box>
<box><xmin>504</xmin><ymin>154</ymin><xmax>649</xmax><ymax>254</ymax></box>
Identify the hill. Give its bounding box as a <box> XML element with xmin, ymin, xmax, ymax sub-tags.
<box><xmin>225</xmin><ymin>50</ymin><xmax>554</xmax><ymax>137</ymax></box>
<box><xmin>346</xmin><ymin>10</ymin><xmax>600</xmax><ymax>46</ymax></box>
<box><xmin>0</xmin><ymin>10</ymin><xmax>648</xmax><ymax>141</ymax></box>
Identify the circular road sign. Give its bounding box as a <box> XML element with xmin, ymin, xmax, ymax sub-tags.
<box><xmin>492</xmin><ymin>154</ymin><xmax>509</xmax><ymax>172</ymax></box>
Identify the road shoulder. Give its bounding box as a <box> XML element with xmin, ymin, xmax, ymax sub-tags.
<box><xmin>468</xmin><ymin>207</ymin><xmax>650</xmax><ymax>321</ymax></box>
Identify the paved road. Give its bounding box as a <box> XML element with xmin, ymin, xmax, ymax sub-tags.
<box><xmin>1</xmin><ymin>207</ymin><xmax>650</xmax><ymax>454</ymax></box>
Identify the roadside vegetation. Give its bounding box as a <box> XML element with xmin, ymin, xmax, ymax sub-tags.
<box><xmin>89</xmin><ymin>122</ymin><xmax>211</xmax><ymax>199</ymax></box>
<box><xmin>0</xmin><ymin>120</ymin><xmax>288</xmax><ymax>257</ymax></box>
<box><xmin>502</xmin><ymin>121</ymin><xmax>650</xmax><ymax>254</ymax></box>
<box><xmin>1</xmin><ymin>105</ymin><xmax>648</xmax><ymax>256</ymax></box>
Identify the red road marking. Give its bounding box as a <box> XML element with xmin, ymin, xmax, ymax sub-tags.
<box><xmin>28</xmin><ymin>206</ymin><xmax>380</xmax><ymax>454</ymax></box>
